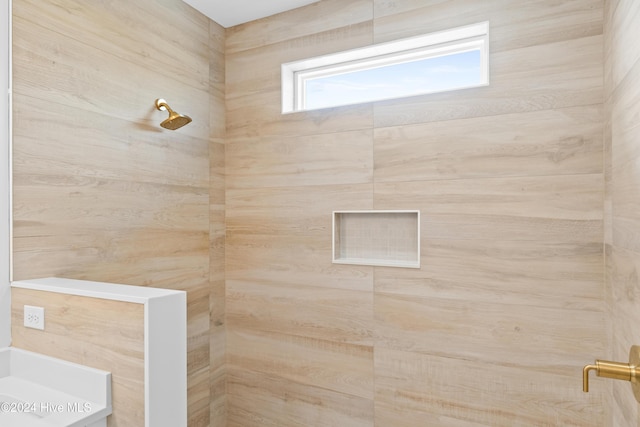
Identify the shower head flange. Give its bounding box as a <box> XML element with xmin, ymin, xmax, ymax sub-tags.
<box><xmin>156</xmin><ymin>98</ymin><xmax>169</xmax><ymax>111</ymax></box>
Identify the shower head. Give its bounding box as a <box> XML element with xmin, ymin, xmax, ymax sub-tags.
<box><xmin>155</xmin><ymin>98</ymin><xmax>192</xmax><ymax>130</ymax></box>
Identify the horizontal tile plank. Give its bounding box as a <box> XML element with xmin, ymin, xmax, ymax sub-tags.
<box><xmin>375</xmin><ymin>348</ymin><xmax>605</xmax><ymax>426</ymax></box>
<box><xmin>374</xmin><ymin>105</ymin><xmax>603</xmax><ymax>182</ymax></box>
<box><xmin>228</xmin><ymin>368</ymin><xmax>373</xmax><ymax>427</ymax></box>
<box><xmin>227</xmin><ymin>328</ymin><xmax>374</xmax><ymax>399</ymax></box>
<box><xmin>227</xmin><ymin>280</ymin><xmax>373</xmax><ymax>345</ymax></box>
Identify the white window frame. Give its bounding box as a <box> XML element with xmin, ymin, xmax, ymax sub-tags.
<box><xmin>282</xmin><ymin>21</ymin><xmax>489</xmax><ymax>113</ymax></box>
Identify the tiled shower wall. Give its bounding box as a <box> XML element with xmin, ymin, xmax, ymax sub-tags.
<box><xmin>11</xmin><ymin>0</ymin><xmax>225</xmax><ymax>425</ymax></box>
<box><xmin>9</xmin><ymin>0</ymin><xmax>624</xmax><ymax>425</ymax></box>
<box><xmin>604</xmin><ymin>0</ymin><xmax>640</xmax><ymax>425</ymax></box>
<box><xmin>225</xmin><ymin>0</ymin><xmax>606</xmax><ymax>425</ymax></box>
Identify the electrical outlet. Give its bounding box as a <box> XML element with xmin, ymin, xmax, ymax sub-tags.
<box><xmin>24</xmin><ymin>305</ymin><xmax>45</xmax><ymax>330</ymax></box>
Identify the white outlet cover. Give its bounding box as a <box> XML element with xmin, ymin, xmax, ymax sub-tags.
<box><xmin>24</xmin><ymin>305</ymin><xmax>45</xmax><ymax>330</ymax></box>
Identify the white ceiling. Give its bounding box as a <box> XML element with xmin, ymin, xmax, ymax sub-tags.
<box><xmin>182</xmin><ymin>0</ymin><xmax>322</xmax><ymax>28</ymax></box>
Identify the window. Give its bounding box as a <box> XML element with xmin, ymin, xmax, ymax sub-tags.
<box><xmin>282</xmin><ymin>22</ymin><xmax>489</xmax><ymax>113</ymax></box>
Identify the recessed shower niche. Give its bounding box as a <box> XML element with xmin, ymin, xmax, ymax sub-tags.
<box><xmin>332</xmin><ymin>210</ymin><xmax>420</xmax><ymax>268</ymax></box>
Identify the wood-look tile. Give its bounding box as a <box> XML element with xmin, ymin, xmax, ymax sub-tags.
<box><xmin>227</xmin><ymin>280</ymin><xmax>373</xmax><ymax>345</ymax></box>
<box><xmin>211</xmin><ymin>370</ymin><xmax>224</xmax><ymax>395</ymax></box>
<box><xmin>226</xmin><ymin>0</ymin><xmax>373</xmax><ymax>54</ymax></box>
<box><xmin>606</xmin><ymin>1</ymin><xmax>640</xmax><ymax>422</ymax></box>
<box><xmin>375</xmin><ymin>174</ymin><xmax>603</xmax><ymax>242</ymax></box>
<box><xmin>375</xmin><ymin>239</ymin><xmax>603</xmax><ymax>311</ymax></box>
<box><xmin>604</xmin><ymin>98</ymin><xmax>613</xmax><ymax>246</ymax></box>
<box><xmin>373</xmin><ymin>0</ymin><xmax>448</xmax><ymax>18</ymax></box>
<box><xmin>610</xmin><ymin>57</ymin><xmax>640</xmax><ymax>252</ymax></box>
<box><xmin>12</xmin><ymin>175</ymin><xmax>209</xmax><ymax>280</ymax></box>
<box><xmin>605</xmin><ymin>0</ymin><xmax>640</xmax><ymax>90</ymax></box>
<box><xmin>12</xmin><ymin>174</ymin><xmax>208</xmax><ymax>233</ymax></box>
<box><xmin>223</xmin><ymin>0</ymin><xmax>610</xmax><ymax>422</ymax></box>
<box><xmin>608</xmin><ymin>246</ymin><xmax>640</xmax><ymax>346</ymax></box>
<box><xmin>375</xmin><ymin>348</ymin><xmax>605</xmax><ymax>427</ymax></box>
<box><xmin>611</xmin><ymin>49</ymin><xmax>640</xmax><ymax>139</ymax></box>
<box><xmin>10</xmin><ymin>0</ymin><xmax>618</xmax><ymax>426</ymax></box>
<box><xmin>375</xmin><ymin>292</ymin><xmax>606</xmax><ymax>366</ymax></box>
<box><xmin>188</xmin><ymin>284</ymin><xmax>212</xmax><ymax>371</ymax></box>
<box><xmin>13</xmin><ymin>16</ymin><xmax>209</xmax><ymax>140</ymax></box>
<box><xmin>226</xmin><ymin>184</ymin><xmax>373</xmax><ymax>236</ymax></box>
<box><xmin>227</xmin><ymin>328</ymin><xmax>374</xmax><ymax>400</ymax></box>
<box><xmin>374</xmin><ymin>105</ymin><xmax>603</xmax><ymax>182</ymax></box>
<box><xmin>14</xmin><ymin>0</ymin><xmax>210</xmax><ymax>90</ymax></box>
<box><xmin>210</xmin><ymin>82</ymin><xmax>226</xmax><ymax>139</ymax></box>
<box><xmin>55</xmin><ymin>243</ymin><xmax>207</xmax><ymax>283</ymax></box>
<box><xmin>210</xmin><ymin>223</ymin><xmax>225</xmax><ymax>283</ymax></box>
<box><xmin>210</xmin><ymin>393</ymin><xmax>226</xmax><ymax>427</ymax></box>
<box><xmin>209</xmin><ymin>19</ymin><xmax>225</xmax><ymax>139</ymax></box>
<box><xmin>603</xmin><ymin>0</ymin><xmax>616</xmax><ymax>100</ymax></box>
<box><xmin>612</xmin><ymin>215</ymin><xmax>640</xmax><ymax>255</ymax></box>
<box><xmin>225</xmin><ymin>132</ymin><xmax>373</xmax><ymax>189</ymax></box>
<box><xmin>612</xmin><ymin>385</ymin><xmax>636</xmax><ymax>427</ymax></box>
<box><xmin>209</xmin><ymin>17</ymin><xmax>226</xmax><ymax>427</ymax></box>
<box><xmin>12</xmin><ymin>0</ymin><xmax>216</xmax><ymax>426</ymax></box>
<box><xmin>12</xmin><ymin>96</ymin><xmax>209</xmax><ymax>188</ymax></box>
<box><xmin>374</xmin><ymin>0</ymin><xmax>603</xmax><ymax>52</ymax></box>
<box><xmin>210</xmin><ymin>329</ymin><xmax>226</xmax><ymax>381</ymax></box>
<box><xmin>209</xmin><ymin>21</ymin><xmax>227</xmax><ymax>140</ymax></box>
<box><xmin>226</xmin><ymin>233</ymin><xmax>373</xmax><ymax>292</ymax></box>
<box><xmin>12</xmin><ymin>288</ymin><xmax>145</xmax><ymax>427</ymax></box>
<box><xmin>188</xmin><ymin>364</ymin><xmax>211</xmax><ymax>427</ymax></box>
<box><xmin>227</xmin><ymin>368</ymin><xmax>373</xmax><ymax>427</ymax></box>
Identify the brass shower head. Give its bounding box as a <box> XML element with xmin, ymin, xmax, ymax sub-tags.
<box><xmin>155</xmin><ymin>98</ymin><xmax>192</xmax><ymax>130</ymax></box>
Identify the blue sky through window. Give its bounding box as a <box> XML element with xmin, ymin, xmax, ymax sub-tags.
<box><xmin>304</xmin><ymin>49</ymin><xmax>482</xmax><ymax>110</ymax></box>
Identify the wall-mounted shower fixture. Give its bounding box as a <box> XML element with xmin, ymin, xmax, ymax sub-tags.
<box><xmin>155</xmin><ymin>98</ymin><xmax>192</xmax><ymax>130</ymax></box>
<box><xmin>583</xmin><ymin>345</ymin><xmax>640</xmax><ymax>402</ymax></box>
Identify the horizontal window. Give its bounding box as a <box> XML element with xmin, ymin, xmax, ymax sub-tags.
<box><xmin>282</xmin><ymin>22</ymin><xmax>489</xmax><ymax>113</ymax></box>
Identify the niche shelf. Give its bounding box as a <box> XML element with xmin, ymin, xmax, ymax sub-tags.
<box><xmin>332</xmin><ymin>210</ymin><xmax>420</xmax><ymax>268</ymax></box>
